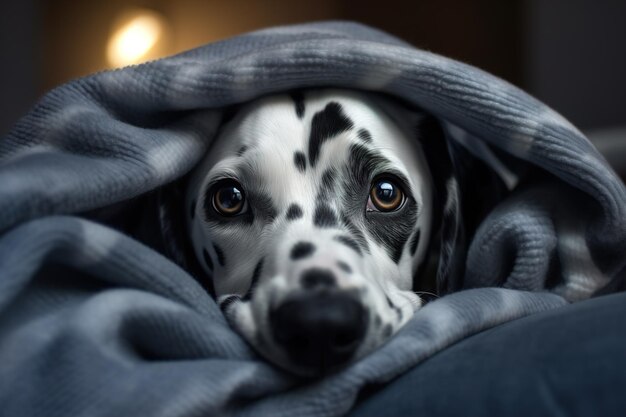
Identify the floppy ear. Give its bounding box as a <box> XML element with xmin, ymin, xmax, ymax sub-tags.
<box><xmin>140</xmin><ymin>103</ymin><xmax>248</xmax><ymax>297</ymax></box>
<box><xmin>155</xmin><ymin>178</ymin><xmax>216</xmax><ymax>295</ymax></box>
<box><xmin>414</xmin><ymin>116</ymin><xmax>509</xmax><ymax>296</ymax></box>
<box><xmin>78</xmin><ymin>175</ymin><xmax>215</xmax><ymax>295</ymax></box>
<box><xmin>411</xmin><ymin>115</ymin><xmax>457</xmax><ymax>296</ymax></box>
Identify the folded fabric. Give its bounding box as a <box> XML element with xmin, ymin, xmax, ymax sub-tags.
<box><xmin>349</xmin><ymin>291</ymin><xmax>626</xmax><ymax>417</ymax></box>
<box><xmin>1</xmin><ymin>21</ymin><xmax>624</xmax><ymax>417</ymax></box>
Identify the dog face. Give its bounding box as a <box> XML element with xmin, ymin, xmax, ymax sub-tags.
<box><xmin>186</xmin><ymin>89</ymin><xmax>434</xmax><ymax>375</ymax></box>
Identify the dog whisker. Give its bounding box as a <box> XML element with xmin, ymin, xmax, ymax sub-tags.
<box><xmin>413</xmin><ymin>290</ymin><xmax>439</xmax><ymax>299</ymax></box>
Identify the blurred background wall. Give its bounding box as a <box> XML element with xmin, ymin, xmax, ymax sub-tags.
<box><xmin>1</xmin><ymin>0</ymin><xmax>625</xmax><ymax>137</ymax></box>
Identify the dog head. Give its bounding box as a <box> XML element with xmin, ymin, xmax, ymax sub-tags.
<box><xmin>185</xmin><ymin>89</ymin><xmax>438</xmax><ymax>375</ymax></box>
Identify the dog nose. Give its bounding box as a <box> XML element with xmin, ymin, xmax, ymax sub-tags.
<box><xmin>301</xmin><ymin>268</ymin><xmax>336</xmax><ymax>290</ymax></box>
<box><xmin>270</xmin><ymin>291</ymin><xmax>367</xmax><ymax>371</ymax></box>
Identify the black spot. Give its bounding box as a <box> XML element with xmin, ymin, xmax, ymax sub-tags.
<box><xmin>321</xmin><ymin>168</ymin><xmax>336</xmax><ymax>189</ymax></box>
<box><xmin>202</xmin><ymin>248</ymin><xmax>214</xmax><ymax>272</ymax></box>
<box><xmin>337</xmin><ymin>261</ymin><xmax>352</xmax><ymax>273</ymax></box>
<box><xmin>308</xmin><ymin>102</ymin><xmax>354</xmax><ymax>167</ymax></box>
<box><xmin>219</xmin><ymin>295</ymin><xmax>241</xmax><ymax>312</ymax></box>
<box><xmin>334</xmin><ymin>235</ymin><xmax>362</xmax><ymax>256</ymax></box>
<box><xmin>243</xmin><ymin>259</ymin><xmax>264</xmax><ymax>301</ymax></box>
<box><xmin>367</xmin><ymin>194</ymin><xmax>419</xmax><ymax>264</ymax></box>
<box><xmin>290</xmin><ymin>241</ymin><xmax>316</xmax><ymax>260</ymax></box>
<box><xmin>357</xmin><ymin>128</ymin><xmax>372</xmax><ymax>143</ymax></box>
<box><xmin>339</xmin><ymin>214</ymin><xmax>369</xmax><ymax>253</ymax></box>
<box><xmin>190</xmin><ymin>199</ymin><xmax>196</xmax><ymax>220</ymax></box>
<box><xmin>213</xmin><ymin>243</ymin><xmax>226</xmax><ymax>267</ymax></box>
<box><xmin>286</xmin><ymin>204</ymin><xmax>303</xmax><ymax>220</ymax></box>
<box><xmin>301</xmin><ymin>268</ymin><xmax>336</xmax><ymax>290</ymax></box>
<box><xmin>386</xmin><ymin>295</ymin><xmax>403</xmax><ymax>320</ymax></box>
<box><xmin>237</xmin><ymin>145</ymin><xmax>248</xmax><ymax>156</ymax></box>
<box><xmin>343</xmin><ymin>144</ymin><xmax>416</xmax><ymax>262</ymax></box>
<box><xmin>317</xmin><ymin>168</ymin><xmax>337</xmax><ymax>201</ymax></box>
<box><xmin>294</xmin><ymin>151</ymin><xmax>307</xmax><ymax>172</ymax></box>
<box><xmin>290</xmin><ymin>91</ymin><xmax>305</xmax><ymax>119</ymax></box>
<box><xmin>409</xmin><ymin>228</ymin><xmax>421</xmax><ymax>256</ymax></box>
<box><xmin>313</xmin><ymin>203</ymin><xmax>337</xmax><ymax>228</ymax></box>
<box><xmin>374</xmin><ymin>315</ymin><xmax>382</xmax><ymax>327</ymax></box>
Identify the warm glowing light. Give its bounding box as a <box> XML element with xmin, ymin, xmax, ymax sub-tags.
<box><xmin>107</xmin><ymin>10</ymin><xmax>167</xmax><ymax>67</ymax></box>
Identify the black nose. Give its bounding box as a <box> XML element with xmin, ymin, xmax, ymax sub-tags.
<box><xmin>270</xmin><ymin>291</ymin><xmax>367</xmax><ymax>371</ymax></box>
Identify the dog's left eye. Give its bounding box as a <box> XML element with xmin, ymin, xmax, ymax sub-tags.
<box><xmin>367</xmin><ymin>178</ymin><xmax>405</xmax><ymax>212</ymax></box>
<box><xmin>212</xmin><ymin>180</ymin><xmax>246</xmax><ymax>216</ymax></box>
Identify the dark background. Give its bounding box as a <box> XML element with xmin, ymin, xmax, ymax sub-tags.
<box><xmin>1</xmin><ymin>0</ymin><xmax>625</xmax><ymax>137</ymax></box>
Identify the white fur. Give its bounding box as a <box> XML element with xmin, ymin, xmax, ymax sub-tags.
<box><xmin>186</xmin><ymin>89</ymin><xmax>433</xmax><ymax>374</ymax></box>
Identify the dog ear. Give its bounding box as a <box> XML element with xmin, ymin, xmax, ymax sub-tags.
<box><xmin>414</xmin><ymin>116</ymin><xmax>509</xmax><ymax>296</ymax></box>
<box><xmin>412</xmin><ymin>115</ymin><xmax>459</xmax><ymax>296</ymax></box>
<box><xmin>154</xmin><ymin>178</ymin><xmax>216</xmax><ymax>296</ymax></box>
<box><xmin>81</xmin><ymin>176</ymin><xmax>215</xmax><ymax>295</ymax></box>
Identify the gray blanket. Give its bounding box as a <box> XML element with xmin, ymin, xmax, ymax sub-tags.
<box><xmin>1</xmin><ymin>21</ymin><xmax>624</xmax><ymax>417</ymax></box>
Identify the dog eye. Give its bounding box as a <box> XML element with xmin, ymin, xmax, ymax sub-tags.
<box><xmin>212</xmin><ymin>180</ymin><xmax>246</xmax><ymax>216</ymax></box>
<box><xmin>367</xmin><ymin>178</ymin><xmax>404</xmax><ymax>212</ymax></box>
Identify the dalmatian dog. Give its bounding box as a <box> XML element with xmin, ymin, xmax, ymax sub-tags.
<box><xmin>182</xmin><ymin>89</ymin><xmax>449</xmax><ymax>376</ymax></box>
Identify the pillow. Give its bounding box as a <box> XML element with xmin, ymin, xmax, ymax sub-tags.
<box><xmin>350</xmin><ymin>291</ymin><xmax>626</xmax><ymax>417</ymax></box>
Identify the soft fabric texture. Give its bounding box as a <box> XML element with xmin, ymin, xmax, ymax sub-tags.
<box><xmin>349</xmin><ymin>291</ymin><xmax>626</xmax><ymax>417</ymax></box>
<box><xmin>0</xmin><ymin>21</ymin><xmax>624</xmax><ymax>417</ymax></box>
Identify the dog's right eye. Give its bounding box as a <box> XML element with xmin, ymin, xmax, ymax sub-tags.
<box><xmin>212</xmin><ymin>180</ymin><xmax>246</xmax><ymax>216</ymax></box>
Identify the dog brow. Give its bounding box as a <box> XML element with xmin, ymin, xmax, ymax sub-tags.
<box><xmin>347</xmin><ymin>142</ymin><xmax>409</xmax><ymax>189</ymax></box>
